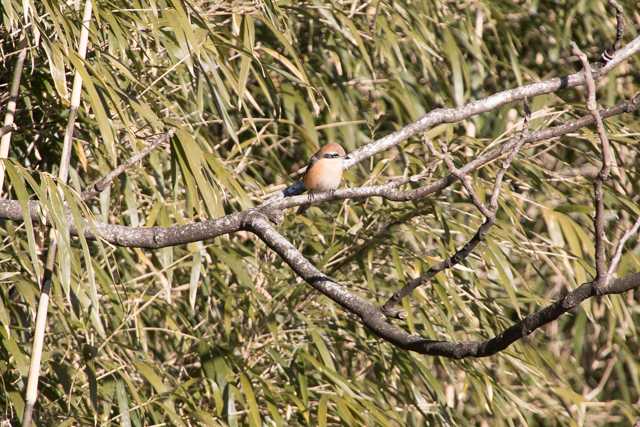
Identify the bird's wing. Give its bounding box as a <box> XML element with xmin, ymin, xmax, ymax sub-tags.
<box><xmin>303</xmin><ymin>152</ymin><xmax>321</xmax><ymax>176</ymax></box>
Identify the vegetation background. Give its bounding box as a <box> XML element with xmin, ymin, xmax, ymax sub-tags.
<box><xmin>0</xmin><ymin>0</ymin><xmax>639</xmax><ymax>425</ymax></box>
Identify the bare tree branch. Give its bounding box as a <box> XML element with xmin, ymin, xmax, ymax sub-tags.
<box><xmin>427</xmin><ymin>138</ymin><xmax>492</xmax><ymax>217</ymax></box>
<box><xmin>0</xmin><ymin>97</ymin><xmax>637</xmax><ymax>249</ymax></box>
<box><xmin>602</xmin><ymin>0</ymin><xmax>625</xmax><ymax>62</ymax></box>
<box><xmin>273</xmin><ymin>34</ymin><xmax>640</xmax><ymax>199</ymax></box>
<box><xmin>333</xmin><ymin>35</ymin><xmax>640</xmax><ymax>180</ymax></box>
<box><xmin>0</xmin><ymin>19</ymin><xmax>636</xmax><ymax>366</ymax></box>
<box><xmin>273</xmin><ymin>95</ymin><xmax>637</xmax><ymax>210</ymax></box>
<box><xmin>381</xmin><ymin>217</ymin><xmax>493</xmax><ymax>318</ymax></box>
<box><xmin>244</xmin><ymin>211</ymin><xmax>640</xmax><ymax>358</ymax></box>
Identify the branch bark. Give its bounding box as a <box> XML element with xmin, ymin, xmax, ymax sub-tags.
<box><xmin>1</xmin><ymin>21</ymin><xmax>637</xmax><ymax>366</ymax></box>
<box><xmin>273</xmin><ymin>35</ymin><xmax>640</xmax><ymax>198</ymax></box>
<box><xmin>603</xmin><ymin>0</ymin><xmax>625</xmax><ymax>62</ymax></box>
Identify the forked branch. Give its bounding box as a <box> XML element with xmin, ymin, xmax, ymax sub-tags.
<box><xmin>245</xmin><ymin>212</ymin><xmax>640</xmax><ymax>358</ymax></box>
<box><xmin>382</xmin><ymin>104</ymin><xmax>530</xmax><ymax>316</ymax></box>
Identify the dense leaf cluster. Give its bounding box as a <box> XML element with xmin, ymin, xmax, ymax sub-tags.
<box><xmin>0</xmin><ymin>1</ymin><xmax>638</xmax><ymax>425</ymax></box>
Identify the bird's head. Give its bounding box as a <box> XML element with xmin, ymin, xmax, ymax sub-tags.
<box><xmin>318</xmin><ymin>143</ymin><xmax>350</xmax><ymax>160</ymax></box>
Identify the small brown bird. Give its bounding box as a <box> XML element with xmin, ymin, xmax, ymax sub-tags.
<box><xmin>298</xmin><ymin>143</ymin><xmax>350</xmax><ymax>213</ymax></box>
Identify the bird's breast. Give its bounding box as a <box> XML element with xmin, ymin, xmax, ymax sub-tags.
<box><xmin>304</xmin><ymin>159</ymin><xmax>343</xmax><ymax>192</ymax></box>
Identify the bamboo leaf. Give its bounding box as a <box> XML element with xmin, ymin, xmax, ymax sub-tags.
<box><xmin>239</xmin><ymin>373</ymin><xmax>261</xmax><ymax>427</ymax></box>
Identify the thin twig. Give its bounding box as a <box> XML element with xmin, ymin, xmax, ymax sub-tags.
<box><xmin>80</xmin><ymin>129</ymin><xmax>175</xmax><ymax>201</ymax></box>
<box><xmin>266</xmin><ymin>43</ymin><xmax>633</xmax><ymax>202</ymax></box>
<box><xmin>430</xmin><ymin>138</ymin><xmax>492</xmax><ymax>217</ymax></box>
<box><xmin>602</xmin><ymin>0</ymin><xmax>625</xmax><ymax>62</ymax></box>
<box><xmin>584</xmin><ymin>357</ymin><xmax>617</xmax><ymax>400</ymax></box>
<box><xmin>0</xmin><ymin>28</ymin><xmax>636</xmax><ymax>364</ymax></box>
<box><xmin>571</xmin><ymin>42</ymin><xmax>612</xmax><ymax>290</ymax></box>
<box><xmin>276</xmin><ymin>35</ymin><xmax>640</xmax><ymax>198</ymax></box>
<box><xmin>607</xmin><ymin>216</ymin><xmax>640</xmax><ymax>278</ymax></box>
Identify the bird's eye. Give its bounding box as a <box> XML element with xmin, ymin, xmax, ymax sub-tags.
<box><xmin>324</xmin><ymin>152</ymin><xmax>340</xmax><ymax>159</ymax></box>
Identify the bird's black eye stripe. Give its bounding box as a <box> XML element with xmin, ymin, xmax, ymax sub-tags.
<box><xmin>323</xmin><ymin>152</ymin><xmax>341</xmax><ymax>159</ymax></box>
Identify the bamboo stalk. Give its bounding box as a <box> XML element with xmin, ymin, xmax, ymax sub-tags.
<box><xmin>0</xmin><ymin>37</ymin><xmax>28</xmax><ymax>197</ymax></box>
<box><xmin>22</xmin><ymin>1</ymin><xmax>93</xmax><ymax>424</ymax></box>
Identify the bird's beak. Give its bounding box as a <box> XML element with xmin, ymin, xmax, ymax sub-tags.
<box><xmin>344</xmin><ymin>154</ymin><xmax>352</xmax><ymax>160</ymax></box>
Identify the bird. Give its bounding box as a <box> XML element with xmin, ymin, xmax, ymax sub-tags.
<box><xmin>297</xmin><ymin>143</ymin><xmax>350</xmax><ymax>213</ymax></box>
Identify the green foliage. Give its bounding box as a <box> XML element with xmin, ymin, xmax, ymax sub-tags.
<box><xmin>0</xmin><ymin>0</ymin><xmax>639</xmax><ymax>425</ymax></box>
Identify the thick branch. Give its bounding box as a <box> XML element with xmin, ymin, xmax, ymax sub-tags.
<box><xmin>268</xmin><ymin>96</ymin><xmax>638</xmax><ymax>210</ymax></box>
<box><xmin>244</xmin><ymin>212</ymin><xmax>640</xmax><ymax>358</ymax></box>
<box><xmin>404</xmin><ymin>272</ymin><xmax>640</xmax><ymax>358</ymax></box>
